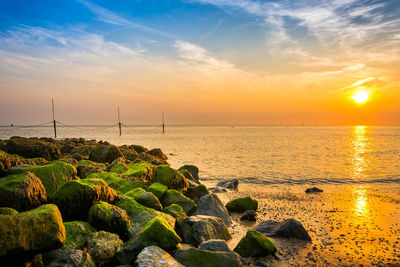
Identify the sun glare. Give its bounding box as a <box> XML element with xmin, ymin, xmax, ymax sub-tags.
<box><xmin>352</xmin><ymin>90</ymin><xmax>370</xmax><ymax>104</ymax></box>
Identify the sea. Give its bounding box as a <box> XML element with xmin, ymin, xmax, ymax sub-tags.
<box><xmin>1</xmin><ymin>125</ymin><xmax>399</xmax><ymax>187</ymax></box>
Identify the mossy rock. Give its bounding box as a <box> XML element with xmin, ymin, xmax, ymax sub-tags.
<box><xmin>42</xmin><ymin>249</ymin><xmax>95</xmax><ymax>267</ymax></box>
<box><xmin>148</xmin><ymin>148</ymin><xmax>168</xmax><ymax>161</ymax></box>
<box><xmin>178</xmin><ymin>165</ymin><xmax>199</xmax><ymax>181</ymax></box>
<box><xmin>122</xmin><ymin>163</ymin><xmax>154</xmax><ymax>181</ymax></box>
<box><xmin>163</xmin><ymin>204</ymin><xmax>187</xmax><ymax>223</ymax></box>
<box><xmin>5</xmin><ymin>160</ymin><xmax>77</xmax><ymax>197</ymax></box>
<box><xmin>0</xmin><ymin>207</ymin><xmax>18</xmax><ymax>215</ymax></box>
<box><xmin>154</xmin><ymin>165</ymin><xmax>187</xmax><ymax>190</ymax></box>
<box><xmin>233</xmin><ymin>230</ymin><xmax>276</xmax><ymax>257</ymax></box>
<box><xmin>131</xmin><ymin>145</ymin><xmax>148</xmax><ymax>154</ymax></box>
<box><xmin>0</xmin><ymin>150</ymin><xmax>23</xmax><ymax>169</ymax></box>
<box><xmin>162</xmin><ymin>189</ymin><xmax>196</xmax><ymax>215</ymax></box>
<box><xmin>147</xmin><ymin>182</ymin><xmax>167</xmax><ymax>199</ymax></box>
<box><xmin>0</xmin><ymin>204</ymin><xmax>65</xmax><ymax>259</ymax></box>
<box><xmin>106</xmin><ymin>157</ymin><xmax>126</xmax><ymax>171</ymax></box>
<box><xmin>0</xmin><ymin>172</ymin><xmax>47</xmax><ymax>211</ymax></box>
<box><xmin>86</xmin><ymin>172</ymin><xmax>145</xmax><ymax>194</ymax></box>
<box><xmin>179</xmin><ymin>168</ymin><xmax>195</xmax><ymax>181</ymax></box>
<box><xmin>87</xmin><ymin>231</ymin><xmax>123</xmax><ymax>266</ymax></box>
<box><xmin>226</xmin><ymin>197</ymin><xmax>258</xmax><ymax>213</ymax></box>
<box><xmin>125</xmin><ymin>188</ymin><xmax>163</xmax><ymax>211</ymax></box>
<box><xmin>5</xmin><ymin>137</ymin><xmax>61</xmax><ymax>161</ymax></box>
<box><xmin>89</xmin><ymin>145</ymin><xmax>124</xmax><ymax>163</ymax></box>
<box><xmin>117</xmin><ymin>215</ymin><xmax>181</xmax><ymax>264</ymax></box>
<box><xmin>10</xmin><ymin>153</ymin><xmax>47</xmax><ymax>166</ymax></box>
<box><xmin>174</xmin><ymin>247</ymin><xmax>242</xmax><ymax>267</ymax></box>
<box><xmin>185</xmin><ymin>184</ymin><xmax>210</xmax><ymax>203</ymax></box>
<box><xmin>77</xmin><ymin>160</ymin><xmax>104</xmax><ymax>178</ymax></box>
<box><xmin>88</xmin><ymin>201</ymin><xmax>130</xmax><ymax>240</ymax></box>
<box><xmin>63</xmin><ymin>221</ymin><xmax>96</xmax><ymax>251</ymax></box>
<box><xmin>52</xmin><ymin>178</ymin><xmax>117</xmax><ymax>221</ymax></box>
<box><xmin>109</xmin><ymin>163</ymin><xmax>130</xmax><ymax>173</ymax></box>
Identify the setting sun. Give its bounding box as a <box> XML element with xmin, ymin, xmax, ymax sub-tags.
<box><xmin>352</xmin><ymin>90</ymin><xmax>370</xmax><ymax>104</ymax></box>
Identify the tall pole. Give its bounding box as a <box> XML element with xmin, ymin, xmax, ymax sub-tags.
<box><xmin>118</xmin><ymin>106</ymin><xmax>122</xmax><ymax>136</ymax></box>
<box><xmin>162</xmin><ymin>112</ymin><xmax>165</xmax><ymax>134</ymax></box>
<box><xmin>52</xmin><ymin>99</ymin><xmax>57</xmax><ymax>139</ymax></box>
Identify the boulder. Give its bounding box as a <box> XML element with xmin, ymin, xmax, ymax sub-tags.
<box><xmin>163</xmin><ymin>204</ymin><xmax>187</xmax><ymax>223</ymax></box>
<box><xmin>0</xmin><ymin>172</ymin><xmax>47</xmax><ymax>211</ymax></box>
<box><xmin>117</xmin><ymin>215</ymin><xmax>181</xmax><ymax>264</ymax></box>
<box><xmin>60</xmin><ymin>157</ymin><xmax>78</xmax><ymax>168</ymax></box>
<box><xmin>119</xmin><ymin>146</ymin><xmax>138</xmax><ymax>161</ymax></box>
<box><xmin>87</xmin><ymin>231</ymin><xmax>123</xmax><ymax>266</ymax></box>
<box><xmin>88</xmin><ymin>201</ymin><xmax>130</xmax><ymax>240</ymax></box>
<box><xmin>89</xmin><ymin>145</ymin><xmax>124</xmax><ymax>164</ymax></box>
<box><xmin>178</xmin><ymin>165</ymin><xmax>199</xmax><ymax>181</ymax></box>
<box><xmin>131</xmin><ymin>145</ymin><xmax>148</xmax><ymax>154</ymax></box>
<box><xmin>136</xmin><ymin>152</ymin><xmax>166</xmax><ymax>165</ymax></box>
<box><xmin>198</xmin><ymin>239</ymin><xmax>231</xmax><ymax>252</ymax></box>
<box><xmin>5</xmin><ymin>160</ymin><xmax>77</xmax><ymax>197</ymax></box>
<box><xmin>154</xmin><ymin>165</ymin><xmax>187</xmax><ymax>190</ymax></box>
<box><xmin>76</xmin><ymin>160</ymin><xmax>104</xmax><ymax>178</ymax></box>
<box><xmin>135</xmin><ymin>245</ymin><xmax>184</xmax><ymax>267</ymax></box>
<box><xmin>240</xmin><ymin>210</ymin><xmax>257</xmax><ymax>221</ymax></box>
<box><xmin>42</xmin><ymin>249</ymin><xmax>95</xmax><ymax>266</ymax></box>
<box><xmin>162</xmin><ymin>189</ymin><xmax>196</xmax><ymax>215</ymax></box>
<box><xmin>178</xmin><ymin>168</ymin><xmax>195</xmax><ymax>181</ymax></box>
<box><xmin>5</xmin><ymin>137</ymin><xmax>61</xmax><ymax>161</ymax></box>
<box><xmin>193</xmin><ymin>194</ymin><xmax>232</xmax><ymax>225</ymax></box>
<box><xmin>209</xmin><ymin>187</ymin><xmax>227</xmax><ymax>193</ymax></box>
<box><xmin>216</xmin><ymin>179</ymin><xmax>238</xmax><ymax>189</ymax></box>
<box><xmin>174</xmin><ymin>247</ymin><xmax>242</xmax><ymax>267</ymax></box>
<box><xmin>185</xmin><ymin>184</ymin><xmax>210</xmax><ymax>203</ymax></box>
<box><xmin>148</xmin><ymin>148</ymin><xmax>168</xmax><ymax>161</ymax></box>
<box><xmin>87</xmin><ymin>172</ymin><xmax>145</xmax><ymax>194</ymax></box>
<box><xmin>226</xmin><ymin>197</ymin><xmax>258</xmax><ymax>213</ymax></box>
<box><xmin>234</xmin><ymin>230</ymin><xmax>276</xmax><ymax>257</ymax></box>
<box><xmin>0</xmin><ymin>204</ymin><xmax>65</xmax><ymax>260</ymax></box>
<box><xmin>305</xmin><ymin>187</ymin><xmax>323</xmax><ymax>194</ymax></box>
<box><xmin>255</xmin><ymin>219</ymin><xmax>311</xmax><ymax>241</ymax></box>
<box><xmin>51</xmin><ymin>178</ymin><xmax>117</xmax><ymax>221</ymax></box>
<box><xmin>106</xmin><ymin>156</ymin><xmax>126</xmax><ymax>171</ymax></box>
<box><xmin>177</xmin><ymin>215</ymin><xmax>232</xmax><ymax>247</ymax></box>
<box><xmin>71</xmin><ymin>153</ymin><xmax>84</xmax><ymax>161</ymax></box>
<box><xmin>147</xmin><ymin>182</ymin><xmax>167</xmax><ymax>199</ymax></box>
<box><xmin>63</xmin><ymin>221</ymin><xmax>96</xmax><ymax>251</ymax></box>
<box><xmin>118</xmin><ymin>163</ymin><xmax>154</xmax><ymax>183</ymax></box>
<box><xmin>0</xmin><ymin>150</ymin><xmax>23</xmax><ymax>169</ymax></box>
<box><xmin>125</xmin><ymin>188</ymin><xmax>163</xmax><ymax>211</ymax></box>
<box><xmin>0</xmin><ymin>207</ymin><xmax>18</xmax><ymax>215</ymax></box>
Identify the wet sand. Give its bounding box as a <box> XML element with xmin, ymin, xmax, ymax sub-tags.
<box><xmin>203</xmin><ymin>182</ymin><xmax>400</xmax><ymax>266</ymax></box>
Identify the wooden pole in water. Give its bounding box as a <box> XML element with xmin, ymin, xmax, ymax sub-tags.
<box><xmin>52</xmin><ymin>99</ymin><xmax>57</xmax><ymax>139</ymax></box>
<box><xmin>162</xmin><ymin>112</ymin><xmax>165</xmax><ymax>134</ymax></box>
<box><xmin>118</xmin><ymin>106</ymin><xmax>122</xmax><ymax>136</ymax></box>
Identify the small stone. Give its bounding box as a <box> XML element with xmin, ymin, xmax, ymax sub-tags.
<box><xmin>240</xmin><ymin>210</ymin><xmax>257</xmax><ymax>221</ymax></box>
<box><xmin>305</xmin><ymin>187</ymin><xmax>323</xmax><ymax>194</ymax></box>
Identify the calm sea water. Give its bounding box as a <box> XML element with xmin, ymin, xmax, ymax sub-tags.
<box><xmin>1</xmin><ymin>126</ymin><xmax>399</xmax><ymax>186</ymax></box>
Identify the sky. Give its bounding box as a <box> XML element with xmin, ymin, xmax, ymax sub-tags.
<box><xmin>0</xmin><ymin>0</ymin><xmax>399</xmax><ymax>125</ymax></box>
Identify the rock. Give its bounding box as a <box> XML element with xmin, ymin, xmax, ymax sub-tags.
<box><xmin>125</xmin><ymin>188</ymin><xmax>163</xmax><ymax>211</ymax></box>
<box><xmin>60</xmin><ymin>157</ymin><xmax>78</xmax><ymax>168</ymax></box>
<box><xmin>117</xmin><ymin>163</ymin><xmax>154</xmax><ymax>183</ymax></box>
<box><xmin>233</xmin><ymin>230</ymin><xmax>276</xmax><ymax>257</ymax></box>
<box><xmin>185</xmin><ymin>184</ymin><xmax>210</xmax><ymax>203</ymax></box>
<box><xmin>209</xmin><ymin>187</ymin><xmax>227</xmax><ymax>193</ymax></box>
<box><xmin>193</xmin><ymin>194</ymin><xmax>232</xmax><ymax>225</ymax></box>
<box><xmin>87</xmin><ymin>172</ymin><xmax>145</xmax><ymax>194</ymax></box>
<box><xmin>115</xmin><ymin>196</ymin><xmax>175</xmax><ymax>236</ymax></box>
<box><xmin>119</xmin><ymin>146</ymin><xmax>139</xmax><ymax>161</ymax></box>
<box><xmin>198</xmin><ymin>239</ymin><xmax>231</xmax><ymax>252</ymax></box>
<box><xmin>63</xmin><ymin>221</ymin><xmax>96</xmax><ymax>251</ymax></box>
<box><xmin>163</xmin><ymin>204</ymin><xmax>187</xmax><ymax>223</ymax></box>
<box><xmin>0</xmin><ymin>204</ymin><xmax>65</xmax><ymax>260</ymax></box>
<box><xmin>117</xmin><ymin>215</ymin><xmax>181</xmax><ymax>264</ymax></box>
<box><xmin>136</xmin><ymin>152</ymin><xmax>166</xmax><ymax>165</ymax></box>
<box><xmin>255</xmin><ymin>260</ymin><xmax>269</xmax><ymax>267</ymax></box>
<box><xmin>89</xmin><ymin>144</ymin><xmax>124</xmax><ymax>163</ymax></box>
<box><xmin>0</xmin><ymin>172</ymin><xmax>47</xmax><ymax>211</ymax></box>
<box><xmin>177</xmin><ymin>215</ymin><xmax>232</xmax><ymax>247</ymax></box>
<box><xmin>131</xmin><ymin>145</ymin><xmax>148</xmax><ymax>154</ymax></box>
<box><xmin>226</xmin><ymin>197</ymin><xmax>258</xmax><ymax>213</ymax></box>
<box><xmin>148</xmin><ymin>148</ymin><xmax>168</xmax><ymax>161</ymax></box>
<box><xmin>154</xmin><ymin>165</ymin><xmax>187</xmax><ymax>190</ymax></box>
<box><xmin>174</xmin><ymin>247</ymin><xmax>242</xmax><ymax>267</ymax></box>
<box><xmin>240</xmin><ymin>210</ymin><xmax>257</xmax><ymax>221</ymax></box>
<box><xmin>0</xmin><ymin>207</ymin><xmax>18</xmax><ymax>215</ymax></box>
<box><xmin>216</xmin><ymin>179</ymin><xmax>238</xmax><ymax>189</ymax></box>
<box><xmin>135</xmin><ymin>245</ymin><xmax>184</xmax><ymax>267</ymax></box>
<box><xmin>51</xmin><ymin>178</ymin><xmax>117</xmax><ymax>221</ymax></box>
<box><xmin>88</xmin><ymin>201</ymin><xmax>130</xmax><ymax>240</ymax></box>
<box><xmin>5</xmin><ymin>136</ymin><xmax>61</xmax><ymax>161</ymax></box>
<box><xmin>256</xmin><ymin>219</ymin><xmax>312</xmax><ymax>241</ymax></box>
<box><xmin>147</xmin><ymin>182</ymin><xmax>168</xmax><ymax>199</ymax></box>
<box><xmin>305</xmin><ymin>187</ymin><xmax>323</xmax><ymax>194</ymax></box>
<box><xmin>87</xmin><ymin>231</ymin><xmax>123</xmax><ymax>266</ymax></box>
<box><xmin>0</xmin><ymin>150</ymin><xmax>23</xmax><ymax>169</ymax></box>
<box><xmin>42</xmin><ymin>248</ymin><xmax>95</xmax><ymax>266</ymax></box>
<box><xmin>178</xmin><ymin>165</ymin><xmax>199</xmax><ymax>181</ymax></box>
<box><xmin>106</xmin><ymin>156</ymin><xmax>126</xmax><ymax>171</ymax></box>
<box><xmin>71</xmin><ymin>153</ymin><xmax>84</xmax><ymax>161</ymax></box>
<box><xmin>77</xmin><ymin>160</ymin><xmax>104</xmax><ymax>178</ymax></box>
<box><xmin>6</xmin><ymin>160</ymin><xmax>77</xmax><ymax>198</ymax></box>
<box><xmin>162</xmin><ymin>189</ymin><xmax>196</xmax><ymax>215</ymax></box>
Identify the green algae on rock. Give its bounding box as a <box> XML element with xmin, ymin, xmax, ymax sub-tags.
<box><xmin>178</xmin><ymin>165</ymin><xmax>199</xmax><ymax>181</ymax></box>
<box><xmin>154</xmin><ymin>165</ymin><xmax>187</xmax><ymax>190</ymax></box>
<box><xmin>234</xmin><ymin>230</ymin><xmax>276</xmax><ymax>257</ymax></box>
<box><xmin>5</xmin><ymin>136</ymin><xmax>62</xmax><ymax>161</ymax></box>
<box><xmin>174</xmin><ymin>247</ymin><xmax>242</xmax><ymax>267</ymax></box>
<box><xmin>63</xmin><ymin>221</ymin><xmax>96</xmax><ymax>251</ymax></box>
<box><xmin>125</xmin><ymin>188</ymin><xmax>163</xmax><ymax>211</ymax></box>
<box><xmin>76</xmin><ymin>160</ymin><xmax>104</xmax><ymax>178</ymax></box>
<box><xmin>89</xmin><ymin>144</ymin><xmax>124</xmax><ymax>164</ymax></box>
<box><xmin>226</xmin><ymin>196</ymin><xmax>258</xmax><ymax>213</ymax></box>
<box><xmin>0</xmin><ymin>172</ymin><xmax>47</xmax><ymax>211</ymax></box>
<box><xmin>147</xmin><ymin>182</ymin><xmax>168</xmax><ymax>199</ymax></box>
<box><xmin>162</xmin><ymin>189</ymin><xmax>196</xmax><ymax>215</ymax></box>
<box><xmin>163</xmin><ymin>204</ymin><xmax>187</xmax><ymax>223</ymax></box>
<box><xmin>86</xmin><ymin>172</ymin><xmax>145</xmax><ymax>194</ymax></box>
<box><xmin>0</xmin><ymin>207</ymin><xmax>18</xmax><ymax>215</ymax></box>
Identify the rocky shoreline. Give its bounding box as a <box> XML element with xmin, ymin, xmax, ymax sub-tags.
<box><xmin>0</xmin><ymin>137</ymin><xmax>311</xmax><ymax>266</ymax></box>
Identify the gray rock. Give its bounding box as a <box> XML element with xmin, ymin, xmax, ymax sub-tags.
<box><xmin>305</xmin><ymin>187</ymin><xmax>323</xmax><ymax>194</ymax></box>
<box><xmin>193</xmin><ymin>194</ymin><xmax>232</xmax><ymax>225</ymax></box>
<box><xmin>216</xmin><ymin>179</ymin><xmax>238</xmax><ymax>189</ymax></box>
<box><xmin>198</xmin><ymin>239</ymin><xmax>231</xmax><ymax>252</ymax></box>
<box><xmin>209</xmin><ymin>187</ymin><xmax>227</xmax><ymax>193</ymax></box>
<box><xmin>174</xmin><ymin>247</ymin><xmax>242</xmax><ymax>267</ymax></box>
<box><xmin>87</xmin><ymin>231</ymin><xmax>123</xmax><ymax>266</ymax></box>
<box><xmin>135</xmin><ymin>246</ymin><xmax>184</xmax><ymax>267</ymax></box>
<box><xmin>178</xmin><ymin>165</ymin><xmax>199</xmax><ymax>181</ymax></box>
<box><xmin>255</xmin><ymin>260</ymin><xmax>269</xmax><ymax>267</ymax></box>
<box><xmin>255</xmin><ymin>220</ymin><xmax>280</xmax><ymax>234</ymax></box>
<box><xmin>240</xmin><ymin>210</ymin><xmax>257</xmax><ymax>221</ymax></box>
<box><xmin>255</xmin><ymin>219</ymin><xmax>311</xmax><ymax>241</ymax></box>
<box><xmin>177</xmin><ymin>215</ymin><xmax>232</xmax><ymax>247</ymax></box>
<box><xmin>43</xmin><ymin>249</ymin><xmax>95</xmax><ymax>267</ymax></box>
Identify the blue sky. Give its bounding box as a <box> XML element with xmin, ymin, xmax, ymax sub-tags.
<box><xmin>1</xmin><ymin>0</ymin><xmax>399</xmax><ymax>125</ymax></box>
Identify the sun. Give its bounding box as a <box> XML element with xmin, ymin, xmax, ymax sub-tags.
<box><xmin>351</xmin><ymin>90</ymin><xmax>370</xmax><ymax>104</ymax></box>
